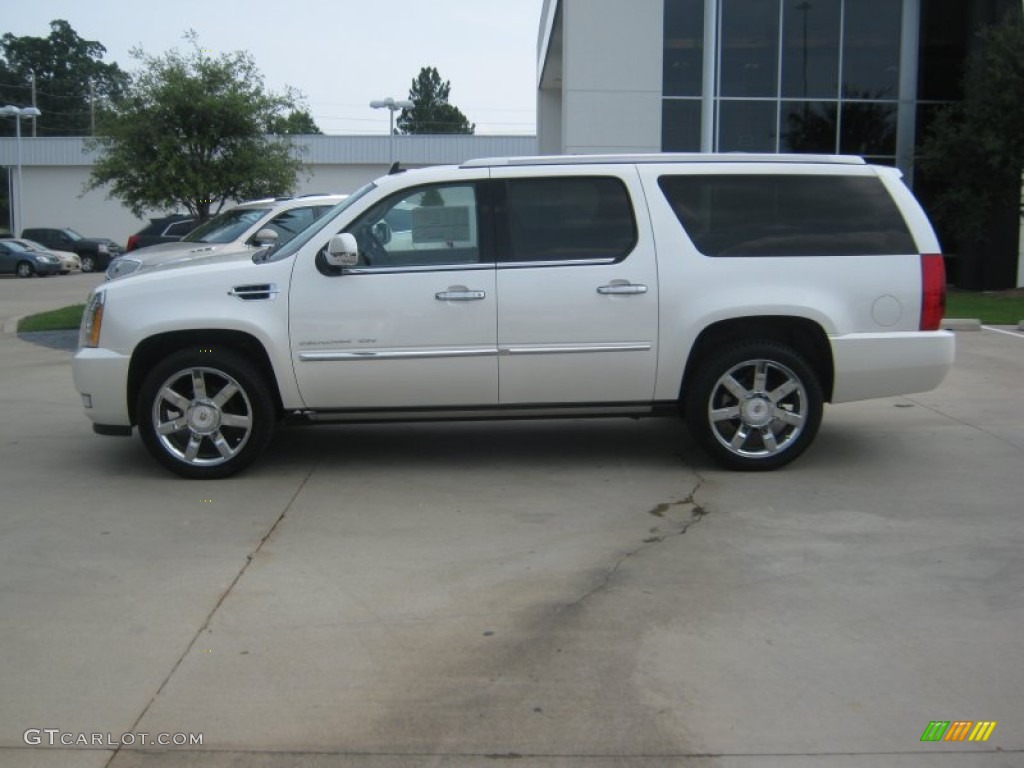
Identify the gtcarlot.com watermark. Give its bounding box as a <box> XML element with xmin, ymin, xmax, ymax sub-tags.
<box><xmin>24</xmin><ymin>728</ymin><xmax>203</xmax><ymax>747</ymax></box>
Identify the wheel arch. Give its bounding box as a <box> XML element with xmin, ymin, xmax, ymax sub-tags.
<box><xmin>127</xmin><ymin>329</ymin><xmax>283</xmax><ymax>425</ymax></box>
<box><xmin>680</xmin><ymin>316</ymin><xmax>834</xmax><ymax>403</ymax></box>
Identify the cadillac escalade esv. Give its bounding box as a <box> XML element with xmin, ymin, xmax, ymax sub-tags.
<box><xmin>72</xmin><ymin>154</ymin><xmax>955</xmax><ymax>478</ymax></box>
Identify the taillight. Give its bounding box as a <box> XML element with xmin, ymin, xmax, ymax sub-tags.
<box><xmin>920</xmin><ymin>254</ymin><xmax>946</xmax><ymax>331</ymax></box>
<box><xmin>126</xmin><ymin>235</ymin><xmax>139</xmax><ymax>252</ymax></box>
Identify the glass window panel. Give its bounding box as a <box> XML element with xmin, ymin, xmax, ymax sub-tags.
<box><xmin>662</xmin><ymin>98</ymin><xmax>702</xmax><ymax>151</ymax></box>
<box><xmin>718</xmin><ymin>100</ymin><xmax>778</xmax><ymax>152</ymax></box>
<box><xmin>780</xmin><ymin>100</ymin><xmax>838</xmax><ymax>153</ymax></box>
<box><xmin>502</xmin><ymin>177</ymin><xmax>637</xmax><ymax>263</ymax></box>
<box><xmin>839</xmin><ymin>101</ymin><xmax>897</xmax><ymax>155</ymax></box>
<box><xmin>657</xmin><ymin>174</ymin><xmax>916</xmax><ymax>257</ymax></box>
<box><xmin>842</xmin><ymin>0</ymin><xmax>901</xmax><ymax>98</ymax></box>
<box><xmin>781</xmin><ymin>0</ymin><xmax>841</xmax><ymax>98</ymax></box>
<box><xmin>917</xmin><ymin>0</ymin><xmax>969</xmax><ymax>100</ymax></box>
<box><xmin>720</xmin><ymin>0</ymin><xmax>780</xmax><ymax>97</ymax></box>
<box><xmin>347</xmin><ymin>184</ymin><xmax>481</xmax><ymax>267</ymax></box>
<box><xmin>664</xmin><ymin>0</ymin><xmax>705</xmax><ymax>97</ymax></box>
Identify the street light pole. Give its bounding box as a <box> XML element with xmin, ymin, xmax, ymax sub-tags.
<box><xmin>0</xmin><ymin>105</ymin><xmax>42</xmax><ymax>236</ymax></box>
<box><xmin>370</xmin><ymin>97</ymin><xmax>414</xmax><ymax>165</ymax></box>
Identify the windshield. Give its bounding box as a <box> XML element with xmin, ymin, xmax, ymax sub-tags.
<box><xmin>3</xmin><ymin>240</ymin><xmax>32</xmax><ymax>252</ymax></box>
<box><xmin>183</xmin><ymin>208</ymin><xmax>269</xmax><ymax>244</ymax></box>
<box><xmin>264</xmin><ymin>184</ymin><xmax>376</xmax><ymax>263</ymax></box>
<box><xmin>65</xmin><ymin>229</ymin><xmax>84</xmax><ymax>241</ymax></box>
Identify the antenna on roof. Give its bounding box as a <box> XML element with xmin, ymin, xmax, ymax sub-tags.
<box><xmin>388</xmin><ymin>161</ymin><xmax>405</xmax><ymax>175</ymax></box>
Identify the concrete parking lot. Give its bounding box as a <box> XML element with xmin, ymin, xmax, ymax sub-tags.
<box><xmin>1</xmin><ymin>276</ymin><xmax>1021</xmax><ymax>767</ymax></box>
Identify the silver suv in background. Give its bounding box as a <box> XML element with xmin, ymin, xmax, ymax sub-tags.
<box><xmin>105</xmin><ymin>194</ymin><xmax>346</xmax><ymax>279</ymax></box>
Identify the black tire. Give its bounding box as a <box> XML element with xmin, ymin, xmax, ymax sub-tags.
<box><xmin>80</xmin><ymin>255</ymin><xmax>95</xmax><ymax>272</ymax></box>
<box><xmin>137</xmin><ymin>348</ymin><xmax>276</xmax><ymax>479</ymax></box>
<box><xmin>685</xmin><ymin>341</ymin><xmax>823</xmax><ymax>471</ymax></box>
<box><xmin>16</xmin><ymin>261</ymin><xmax>34</xmax><ymax>278</ymax></box>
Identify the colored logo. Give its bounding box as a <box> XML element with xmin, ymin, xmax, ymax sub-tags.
<box><xmin>921</xmin><ymin>721</ymin><xmax>997</xmax><ymax>742</ymax></box>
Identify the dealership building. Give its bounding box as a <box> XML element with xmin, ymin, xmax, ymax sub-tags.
<box><xmin>538</xmin><ymin>0</ymin><xmax>1024</xmax><ymax>286</ymax></box>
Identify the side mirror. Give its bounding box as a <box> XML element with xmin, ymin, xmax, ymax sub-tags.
<box><xmin>325</xmin><ymin>233</ymin><xmax>359</xmax><ymax>268</ymax></box>
<box><xmin>252</xmin><ymin>228</ymin><xmax>279</xmax><ymax>247</ymax></box>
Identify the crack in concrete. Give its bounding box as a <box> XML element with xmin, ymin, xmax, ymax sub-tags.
<box><xmin>565</xmin><ymin>478</ymin><xmax>709</xmax><ymax>612</ymax></box>
<box><xmin>102</xmin><ymin>465</ymin><xmax>318</xmax><ymax>768</ymax></box>
<box><xmin>905</xmin><ymin>394</ymin><xmax>1024</xmax><ymax>453</ymax></box>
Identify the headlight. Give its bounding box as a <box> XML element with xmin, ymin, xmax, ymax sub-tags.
<box><xmin>105</xmin><ymin>257</ymin><xmax>141</xmax><ymax>280</ymax></box>
<box><xmin>78</xmin><ymin>291</ymin><xmax>106</xmax><ymax>349</ymax></box>
<box><xmin>97</xmin><ymin>244</ymin><xmax>109</xmax><ymax>254</ymax></box>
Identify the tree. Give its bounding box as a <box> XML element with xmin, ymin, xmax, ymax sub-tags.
<box><xmin>87</xmin><ymin>34</ymin><xmax>304</xmax><ymax>223</ymax></box>
<box><xmin>0</xmin><ymin>20</ymin><xmax>128</xmax><ymax>137</ymax></box>
<box><xmin>268</xmin><ymin>108</ymin><xmax>322</xmax><ymax>135</ymax></box>
<box><xmin>397</xmin><ymin>67</ymin><xmax>474</xmax><ymax>135</ymax></box>
<box><xmin>919</xmin><ymin>14</ymin><xmax>1024</xmax><ymax>290</ymax></box>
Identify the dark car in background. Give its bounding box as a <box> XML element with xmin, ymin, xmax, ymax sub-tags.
<box><xmin>21</xmin><ymin>227</ymin><xmax>122</xmax><ymax>273</ymax></box>
<box><xmin>0</xmin><ymin>238</ymin><xmax>63</xmax><ymax>277</ymax></box>
<box><xmin>126</xmin><ymin>215</ymin><xmax>196</xmax><ymax>252</ymax></box>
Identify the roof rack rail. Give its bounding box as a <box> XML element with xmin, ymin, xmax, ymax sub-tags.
<box><xmin>461</xmin><ymin>152</ymin><xmax>866</xmax><ymax>169</ymax></box>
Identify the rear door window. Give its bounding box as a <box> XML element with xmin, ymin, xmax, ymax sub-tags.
<box><xmin>499</xmin><ymin>177</ymin><xmax>637</xmax><ymax>263</ymax></box>
<box><xmin>658</xmin><ymin>174</ymin><xmax>916</xmax><ymax>256</ymax></box>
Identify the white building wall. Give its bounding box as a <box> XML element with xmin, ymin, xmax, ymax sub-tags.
<box><xmin>1</xmin><ymin>135</ymin><xmax>537</xmax><ymax>246</ymax></box>
<box><xmin>558</xmin><ymin>0</ymin><xmax>664</xmax><ymax>154</ymax></box>
<box><xmin>20</xmin><ymin>166</ymin><xmax>142</xmax><ymax>244</ymax></box>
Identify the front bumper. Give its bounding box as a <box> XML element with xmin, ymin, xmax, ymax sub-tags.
<box><xmin>71</xmin><ymin>347</ymin><xmax>133</xmax><ymax>430</ymax></box>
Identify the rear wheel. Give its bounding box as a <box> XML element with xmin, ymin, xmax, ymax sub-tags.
<box><xmin>137</xmin><ymin>349</ymin><xmax>275</xmax><ymax>479</ymax></box>
<box><xmin>16</xmin><ymin>261</ymin><xmax>34</xmax><ymax>278</ymax></box>
<box><xmin>80</xmin><ymin>255</ymin><xmax>96</xmax><ymax>272</ymax></box>
<box><xmin>685</xmin><ymin>341</ymin><xmax>823</xmax><ymax>471</ymax></box>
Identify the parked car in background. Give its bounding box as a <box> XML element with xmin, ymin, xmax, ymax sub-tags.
<box><xmin>125</xmin><ymin>215</ymin><xmax>197</xmax><ymax>252</ymax></box>
<box><xmin>0</xmin><ymin>238</ymin><xmax>63</xmax><ymax>277</ymax></box>
<box><xmin>105</xmin><ymin>195</ymin><xmax>346</xmax><ymax>280</ymax></box>
<box><xmin>8</xmin><ymin>238</ymin><xmax>81</xmax><ymax>274</ymax></box>
<box><xmin>21</xmin><ymin>227</ymin><xmax>122</xmax><ymax>273</ymax></box>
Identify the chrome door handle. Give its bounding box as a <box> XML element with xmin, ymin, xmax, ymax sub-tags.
<box><xmin>435</xmin><ymin>290</ymin><xmax>486</xmax><ymax>301</ymax></box>
<box><xmin>597</xmin><ymin>283</ymin><xmax>648</xmax><ymax>295</ymax></box>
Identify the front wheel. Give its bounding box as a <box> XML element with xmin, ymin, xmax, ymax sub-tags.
<box><xmin>16</xmin><ymin>261</ymin><xmax>34</xmax><ymax>278</ymax></box>
<box><xmin>80</xmin><ymin>255</ymin><xmax>95</xmax><ymax>272</ymax></box>
<box><xmin>685</xmin><ymin>341</ymin><xmax>823</xmax><ymax>471</ymax></box>
<box><xmin>137</xmin><ymin>349</ymin><xmax>276</xmax><ymax>479</ymax></box>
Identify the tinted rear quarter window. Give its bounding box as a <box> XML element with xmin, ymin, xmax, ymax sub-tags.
<box><xmin>502</xmin><ymin>177</ymin><xmax>637</xmax><ymax>263</ymax></box>
<box><xmin>164</xmin><ymin>220</ymin><xmax>196</xmax><ymax>237</ymax></box>
<box><xmin>658</xmin><ymin>174</ymin><xmax>916</xmax><ymax>256</ymax></box>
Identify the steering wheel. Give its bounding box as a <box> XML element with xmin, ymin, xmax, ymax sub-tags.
<box><xmin>360</xmin><ymin>228</ymin><xmax>389</xmax><ymax>265</ymax></box>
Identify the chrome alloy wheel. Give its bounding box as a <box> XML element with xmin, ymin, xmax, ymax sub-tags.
<box><xmin>151</xmin><ymin>366</ymin><xmax>254</xmax><ymax>467</ymax></box>
<box><xmin>707</xmin><ymin>358</ymin><xmax>808</xmax><ymax>459</ymax></box>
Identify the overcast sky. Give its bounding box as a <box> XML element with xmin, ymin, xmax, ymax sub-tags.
<box><xmin>3</xmin><ymin>0</ymin><xmax>545</xmax><ymax>135</ymax></box>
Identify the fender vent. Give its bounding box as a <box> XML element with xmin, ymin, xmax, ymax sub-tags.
<box><xmin>228</xmin><ymin>283</ymin><xmax>279</xmax><ymax>301</ymax></box>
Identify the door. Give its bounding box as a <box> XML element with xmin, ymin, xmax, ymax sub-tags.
<box><xmin>493</xmin><ymin>169</ymin><xmax>659</xmax><ymax>404</ymax></box>
<box><xmin>0</xmin><ymin>244</ymin><xmax>14</xmax><ymax>273</ymax></box>
<box><xmin>289</xmin><ymin>181</ymin><xmax>498</xmax><ymax>410</ymax></box>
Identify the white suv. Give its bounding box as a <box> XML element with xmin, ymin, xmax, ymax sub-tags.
<box><xmin>105</xmin><ymin>194</ymin><xmax>346</xmax><ymax>279</ymax></box>
<box><xmin>73</xmin><ymin>154</ymin><xmax>955</xmax><ymax>478</ymax></box>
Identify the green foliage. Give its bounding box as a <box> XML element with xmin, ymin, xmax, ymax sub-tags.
<box><xmin>86</xmin><ymin>33</ymin><xmax>304</xmax><ymax>222</ymax></box>
<box><xmin>945</xmin><ymin>290</ymin><xmax>1024</xmax><ymax>325</ymax></box>
<box><xmin>268</xmin><ymin>108</ymin><xmax>322</xmax><ymax>135</ymax></box>
<box><xmin>397</xmin><ymin>67</ymin><xmax>474</xmax><ymax>135</ymax></box>
<box><xmin>18</xmin><ymin>304</ymin><xmax>85</xmax><ymax>333</ymax></box>
<box><xmin>0</xmin><ymin>20</ymin><xmax>128</xmax><ymax>137</ymax></box>
<box><xmin>919</xmin><ymin>17</ymin><xmax>1024</xmax><ymax>245</ymax></box>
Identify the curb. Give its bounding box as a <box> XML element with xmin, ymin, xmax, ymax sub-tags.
<box><xmin>941</xmin><ymin>318</ymin><xmax>982</xmax><ymax>331</ymax></box>
<box><xmin>2</xmin><ymin>315</ymin><xmax>25</xmax><ymax>336</ymax></box>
